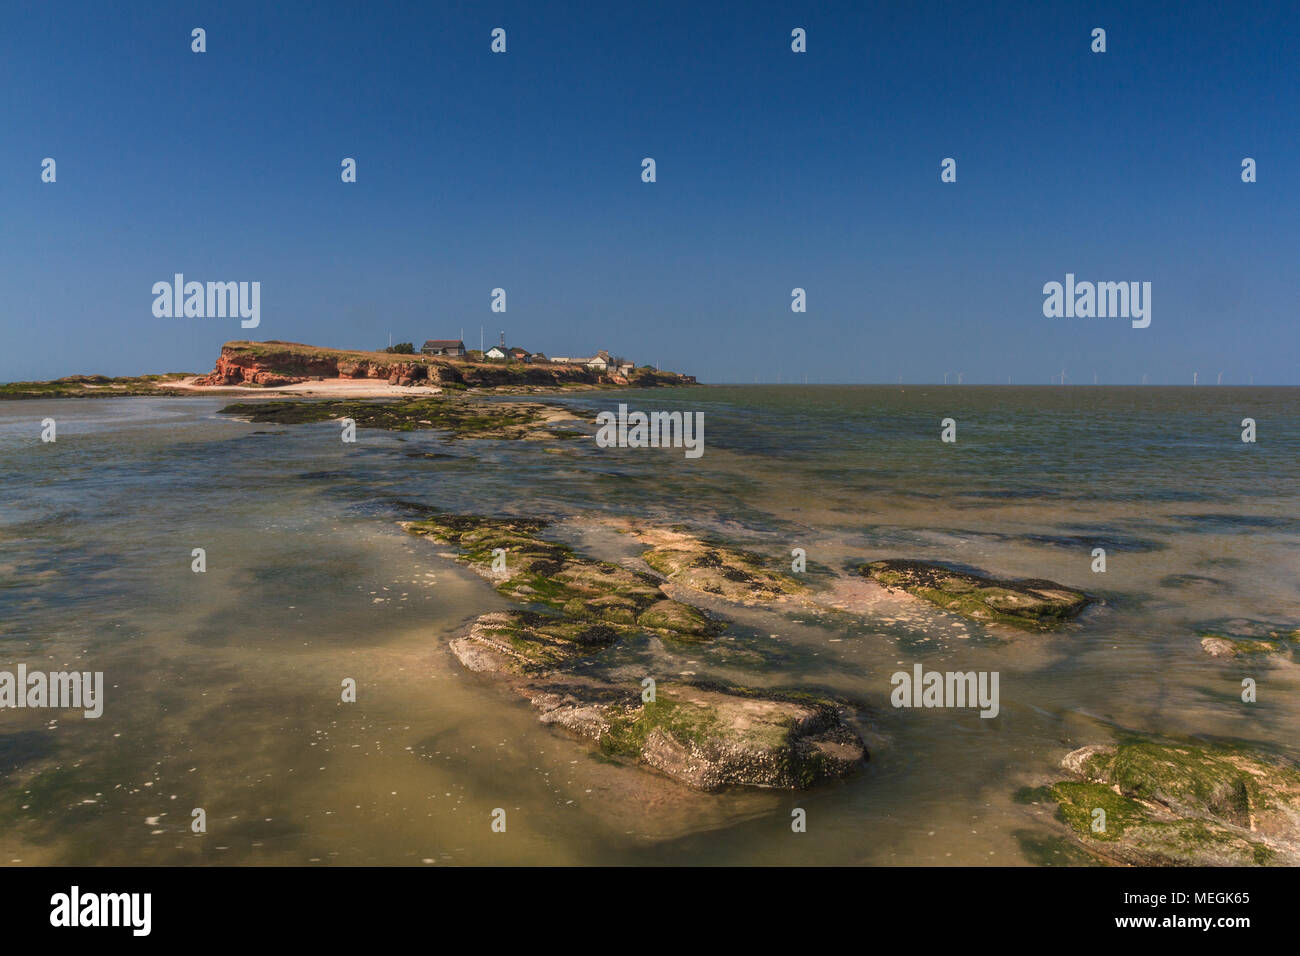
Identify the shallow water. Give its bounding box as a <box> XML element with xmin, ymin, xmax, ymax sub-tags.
<box><xmin>1</xmin><ymin>387</ymin><xmax>1296</xmax><ymax>865</ymax></box>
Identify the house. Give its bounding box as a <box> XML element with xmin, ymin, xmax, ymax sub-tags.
<box><xmin>484</xmin><ymin>345</ymin><xmax>508</xmax><ymax>360</ymax></box>
<box><xmin>421</xmin><ymin>339</ymin><xmax>465</xmax><ymax>357</ymax></box>
<box><xmin>508</xmin><ymin>347</ymin><xmax>532</xmax><ymax>362</ymax></box>
<box><xmin>547</xmin><ymin>350</ymin><xmax>626</xmax><ymax>370</ymax></box>
<box><xmin>531</xmin><ymin>352</ymin><xmax>548</xmax><ymax>363</ymax></box>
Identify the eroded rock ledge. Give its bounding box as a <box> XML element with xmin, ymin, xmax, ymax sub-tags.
<box><xmin>220</xmin><ymin>396</ymin><xmax>587</xmax><ymax>441</ymax></box>
<box><xmin>404</xmin><ymin>513</ymin><xmax>867</xmax><ymax>791</ymax></box>
<box><xmin>862</xmin><ymin>559</ymin><xmax>1090</xmax><ymax>630</ymax></box>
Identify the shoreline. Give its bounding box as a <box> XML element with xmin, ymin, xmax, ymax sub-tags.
<box><xmin>0</xmin><ymin>373</ymin><xmax>698</xmax><ymax>401</ymax></box>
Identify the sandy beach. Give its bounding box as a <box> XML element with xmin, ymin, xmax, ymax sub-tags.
<box><xmin>162</xmin><ymin>375</ymin><xmax>448</xmax><ymax>399</ymax></box>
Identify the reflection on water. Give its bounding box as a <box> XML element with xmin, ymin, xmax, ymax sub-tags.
<box><xmin>0</xmin><ymin>388</ymin><xmax>1296</xmax><ymax>865</ymax></box>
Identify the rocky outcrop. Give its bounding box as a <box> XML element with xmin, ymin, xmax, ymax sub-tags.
<box><xmin>406</xmin><ymin>512</ymin><xmax>868</xmax><ymax>790</ymax></box>
<box><xmin>604</xmin><ymin>523</ymin><xmax>809</xmax><ymax>605</ymax></box>
<box><xmin>220</xmin><ymin>396</ymin><xmax>587</xmax><ymax>440</ymax></box>
<box><xmin>0</xmin><ymin>373</ymin><xmax>194</xmax><ymax>399</ymax></box>
<box><xmin>406</xmin><ymin>514</ymin><xmax>719</xmax><ymax>640</ymax></box>
<box><xmin>862</xmin><ymin>559</ymin><xmax>1090</xmax><ymax>629</ymax></box>
<box><xmin>1197</xmin><ymin>620</ymin><xmax>1299</xmax><ymax>659</ymax></box>
<box><xmin>1020</xmin><ymin>738</ymin><xmax>1300</xmax><ymax>866</ymax></box>
<box><xmin>533</xmin><ymin>679</ymin><xmax>866</xmax><ymax>791</ymax></box>
<box><xmin>197</xmin><ymin>344</ymin><xmax>338</xmax><ymax>385</ymax></box>
<box><xmin>195</xmin><ymin>341</ymin><xmax>696</xmax><ymax>389</ymax></box>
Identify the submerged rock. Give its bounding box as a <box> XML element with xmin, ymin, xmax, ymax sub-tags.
<box><xmin>1197</xmin><ymin>620</ymin><xmax>1299</xmax><ymax>659</ymax></box>
<box><xmin>408</xmin><ymin>511</ymin><xmax>869</xmax><ymax>791</ymax></box>
<box><xmin>530</xmin><ymin>678</ymin><xmax>866</xmax><ymax>791</ymax></box>
<box><xmin>405</xmin><ymin>513</ymin><xmax>719</xmax><ymax>640</ymax></box>
<box><xmin>1200</xmin><ymin>635</ymin><xmax>1290</xmax><ymax>658</ymax></box>
<box><xmin>861</xmin><ymin>559</ymin><xmax>1090</xmax><ymax>629</ymax></box>
<box><xmin>1025</xmin><ymin>738</ymin><xmax>1300</xmax><ymax>866</ymax></box>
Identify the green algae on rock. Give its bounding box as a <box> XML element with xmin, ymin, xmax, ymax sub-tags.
<box><xmin>406</xmin><ymin>511</ymin><xmax>869</xmax><ymax>791</ymax></box>
<box><xmin>1197</xmin><ymin>620</ymin><xmax>1299</xmax><ymax>659</ymax></box>
<box><xmin>1200</xmin><ymin>635</ymin><xmax>1291</xmax><ymax>658</ymax></box>
<box><xmin>219</xmin><ymin>396</ymin><xmax>586</xmax><ymax>440</ymax></box>
<box><xmin>1027</xmin><ymin>738</ymin><xmax>1300</xmax><ymax>866</ymax></box>
<box><xmin>450</xmin><ymin>610</ymin><xmax>619</xmax><ymax>674</ymax></box>
<box><xmin>861</xmin><ymin>559</ymin><xmax>1090</xmax><ymax>629</ymax></box>
<box><xmin>536</xmin><ymin>679</ymin><xmax>866</xmax><ymax>791</ymax></box>
<box><xmin>0</xmin><ymin>373</ymin><xmax>195</xmax><ymax>400</ymax></box>
<box><xmin>404</xmin><ymin>513</ymin><xmax>719</xmax><ymax>641</ymax></box>
<box><xmin>604</xmin><ymin>522</ymin><xmax>809</xmax><ymax>605</ymax></box>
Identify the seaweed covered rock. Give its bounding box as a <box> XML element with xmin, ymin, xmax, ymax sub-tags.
<box><xmin>1024</xmin><ymin>738</ymin><xmax>1300</xmax><ymax>866</ymax></box>
<box><xmin>608</xmin><ymin>524</ymin><xmax>808</xmax><ymax>604</ymax></box>
<box><xmin>1197</xmin><ymin>620</ymin><xmax>1299</xmax><ymax>659</ymax></box>
<box><xmin>862</xmin><ymin>559</ymin><xmax>1090</xmax><ymax>629</ymax></box>
<box><xmin>407</xmin><ymin>511</ymin><xmax>869</xmax><ymax>791</ymax></box>
<box><xmin>450</xmin><ymin>610</ymin><xmax>619</xmax><ymax>674</ymax></box>
<box><xmin>530</xmin><ymin>678</ymin><xmax>867</xmax><ymax>791</ymax></box>
<box><xmin>405</xmin><ymin>513</ymin><xmax>720</xmax><ymax>640</ymax></box>
<box><xmin>219</xmin><ymin>395</ymin><xmax>585</xmax><ymax>440</ymax></box>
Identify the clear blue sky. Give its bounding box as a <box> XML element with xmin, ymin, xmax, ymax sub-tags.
<box><xmin>2</xmin><ymin>0</ymin><xmax>1296</xmax><ymax>384</ymax></box>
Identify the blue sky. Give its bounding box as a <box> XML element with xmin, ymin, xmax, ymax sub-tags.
<box><xmin>2</xmin><ymin>0</ymin><xmax>1296</xmax><ymax>384</ymax></box>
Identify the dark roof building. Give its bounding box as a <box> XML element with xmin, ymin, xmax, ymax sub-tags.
<box><xmin>421</xmin><ymin>339</ymin><xmax>466</xmax><ymax>356</ymax></box>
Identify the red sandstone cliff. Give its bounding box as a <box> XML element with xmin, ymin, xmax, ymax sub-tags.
<box><xmin>195</xmin><ymin>341</ymin><xmax>695</xmax><ymax>388</ymax></box>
